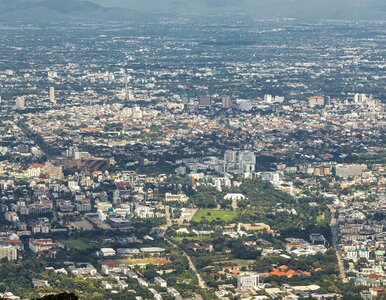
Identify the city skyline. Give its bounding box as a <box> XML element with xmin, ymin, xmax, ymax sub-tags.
<box><xmin>0</xmin><ymin>2</ymin><xmax>385</xmax><ymax>300</ymax></box>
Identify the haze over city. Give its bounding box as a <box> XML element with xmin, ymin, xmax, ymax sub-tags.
<box><xmin>2</xmin><ymin>0</ymin><xmax>386</xmax><ymax>20</ymax></box>
<box><xmin>0</xmin><ymin>0</ymin><xmax>385</xmax><ymax>300</ymax></box>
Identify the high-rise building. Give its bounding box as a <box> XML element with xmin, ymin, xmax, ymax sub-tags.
<box><xmin>15</xmin><ymin>96</ymin><xmax>26</xmax><ymax>109</ymax></box>
<box><xmin>224</xmin><ymin>150</ymin><xmax>256</xmax><ymax>174</ymax></box>
<box><xmin>124</xmin><ymin>72</ymin><xmax>129</xmax><ymax>101</ymax></box>
<box><xmin>199</xmin><ymin>95</ymin><xmax>211</xmax><ymax>107</ymax></box>
<box><xmin>354</xmin><ymin>93</ymin><xmax>367</xmax><ymax>103</ymax></box>
<box><xmin>49</xmin><ymin>87</ymin><xmax>55</xmax><ymax>103</ymax></box>
<box><xmin>309</xmin><ymin>96</ymin><xmax>325</xmax><ymax>108</ymax></box>
<box><xmin>222</xmin><ymin>96</ymin><xmax>232</xmax><ymax>109</ymax></box>
<box><xmin>264</xmin><ymin>94</ymin><xmax>273</xmax><ymax>103</ymax></box>
<box><xmin>239</xmin><ymin>151</ymin><xmax>256</xmax><ymax>173</ymax></box>
<box><xmin>0</xmin><ymin>245</ymin><xmax>18</xmax><ymax>261</ymax></box>
<box><xmin>224</xmin><ymin>150</ymin><xmax>237</xmax><ymax>164</ymax></box>
<box><xmin>326</xmin><ymin>96</ymin><xmax>332</xmax><ymax>106</ymax></box>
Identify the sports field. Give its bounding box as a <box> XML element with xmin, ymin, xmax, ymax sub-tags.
<box><xmin>61</xmin><ymin>239</ymin><xmax>91</xmax><ymax>251</ymax></box>
<box><xmin>192</xmin><ymin>209</ymin><xmax>237</xmax><ymax>222</ymax></box>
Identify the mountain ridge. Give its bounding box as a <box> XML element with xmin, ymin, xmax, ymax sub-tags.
<box><xmin>93</xmin><ymin>0</ymin><xmax>386</xmax><ymax>20</ymax></box>
<box><xmin>0</xmin><ymin>0</ymin><xmax>138</xmax><ymax>22</ymax></box>
<box><xmin>1</xmin><ymin>0</ymin><xmax>386</xmax><ymax>22</ymax></box>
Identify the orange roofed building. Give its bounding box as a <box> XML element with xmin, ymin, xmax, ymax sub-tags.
<box><xmin>268</xmin><ymin>265</ymin><xmax>311</xmax><ymax>278</ymax></box>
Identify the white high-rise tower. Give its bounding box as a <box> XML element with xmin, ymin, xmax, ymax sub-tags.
<box><xmin>49</xmin><ymin>87</ymin><xmax>56</xmax><ymax>103</ymax></box>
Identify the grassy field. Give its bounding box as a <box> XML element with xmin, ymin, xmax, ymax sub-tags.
<box><xmin>61</xmin><ymin>239</ymin><xmax>91</xmax><ymax>251</ymax></box>
<box><xmin>192</xmin><ymin>209</ymin><xmax>237</xmax><ymax>223</ymax></box>
<box><xmin>219</xmin><ymin>259</ymin><xmax>256</xmax><ymax>267</ymax></box>
<box><xmin>172</xmin><ymin>236</ymin><xmax>212</xmax><ymax>243</ymax></box>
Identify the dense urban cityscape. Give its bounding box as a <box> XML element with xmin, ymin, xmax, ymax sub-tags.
<box><xmin>0</xmin><ymin>9</ymin><xmax>385</xmax><ymax>300</ymax></box>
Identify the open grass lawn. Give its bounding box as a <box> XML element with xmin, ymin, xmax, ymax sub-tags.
<box><xmin>219</xmin><ymin>259</ymin><xmax>256</xmax><ymax>267</ymax></box>
<box><xmin>192</xmin><ymin>209</ymin><xmax>237</xmax><ymax>223</ymax></box>
<box><xmin>61</xmin><ymin>239</ymin><xmax>91</xmax><ymax>251</ymax></box>
<box><xmin>172</xmin><ymin>236</ymin><xmax>212</xmax><ymax>243</ymax></box>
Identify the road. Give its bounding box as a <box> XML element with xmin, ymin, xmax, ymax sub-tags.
<box><xmin>164</xmin><ymin>206</ymin><xmax>208</xmax><ymax>289</ymax></box>
<box><xmin>329</xmin><ymin>205</ymin><xmax>348</xmax><ymax>283</ymax></box>
<box><xmin>164</xmin><ymin>205</ymin><xmax>173</xmax><ymax>228</ymax></box>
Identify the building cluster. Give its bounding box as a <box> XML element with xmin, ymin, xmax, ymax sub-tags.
<box><xmin>0</xmin><ymin>18</ymin><xmax>385</xmax><ymax>300</ymax></box>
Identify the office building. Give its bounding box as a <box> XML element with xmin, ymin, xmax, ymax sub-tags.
<box><xmin>199</xmin><ymin>95</ymin><xmax>211</xmax><ymax>107</ymax></box>
<box><xmin>354</xmin><ymin>93</ymin><xmax>368</xmax><ymax>103</ymax></box>
<box><xmin>237</xmin><ymin>274</ymin><xmax>260</xmax><ymax>289</ymax></box>
<box><xmin>335</xmin><ymin>164</ymin><xmax>367</xmax><ymax>179</ymax></box>
<box><xmin>224</xmin><ymin>150</ymin><xmax>256</xmax><ymax>174</ymax></box>
<box><xmin>222</xmin><ymin>96</ymin><xmax>232</xmax><ymax>108</ymax></box>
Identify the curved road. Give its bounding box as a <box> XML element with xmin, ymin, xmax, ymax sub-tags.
<box><xmin>164</xmin><ymin>206</ymin><xmax>208</xmax><ymax>289</ymax></box>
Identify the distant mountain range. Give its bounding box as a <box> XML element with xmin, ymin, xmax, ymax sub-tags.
<box><xmin>0</xmin><ymin>0</ymin><xmax>137</xmax><ymax>22</ymax></box>
<box><xmin>94</xmin><ymin>0</ymin><xmax>386</xmax><ymax>20</ymax></box>
<box><xmin>1</xmin><ymin>0</ymin><xmax>386</xmax><ymax>22</ymax></box>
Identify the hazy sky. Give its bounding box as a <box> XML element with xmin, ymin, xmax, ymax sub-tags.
<box><xmin>1</xmin><ymin>0</ymin><xmax>386</xmax><ymax>21</ymax></box>
<box><xmin>90</xmin><ymin>0</ymin><xmax>386</xmax><ymax>19</ymax></box>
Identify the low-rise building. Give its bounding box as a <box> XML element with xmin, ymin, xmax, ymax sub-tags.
<box><xmin>154</xmin><ymin>276</ymin><xmax>167</xmax><ymax>287</ymax></box>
